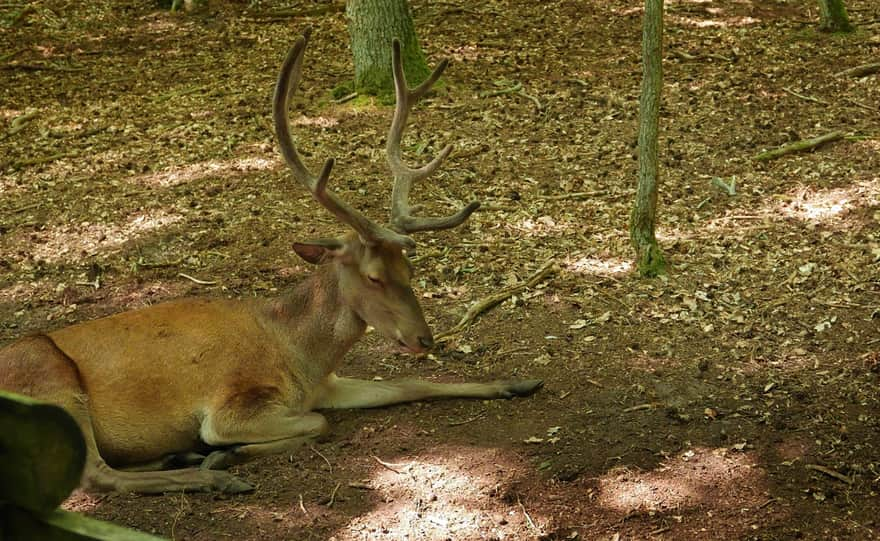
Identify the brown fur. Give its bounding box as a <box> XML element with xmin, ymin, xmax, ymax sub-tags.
<box><xmin>0</xmin><ymin>235</ymin><xmax>541</xmax><ymax>494</ymax></box>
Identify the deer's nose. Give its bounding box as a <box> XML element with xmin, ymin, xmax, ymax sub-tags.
<box><xmin>418</xmin><ymin>335</ymin><xmax>434</xmax><ymax>350</ymax></box>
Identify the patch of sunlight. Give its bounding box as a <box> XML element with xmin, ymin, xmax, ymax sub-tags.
<box><xmin>62</xmin><ymin>491</ymin><xmax>106</xmax><ymax>513</ymax></box>
<box><xmin>22</xmin><ymin>210</ymin><xmax>182</xmax><ymax>263</ymax></box>
<box><xmin>450</xmin><ymin>44</ymin><xmax>481</xmax><ymax>62</ymax></box>
<box><xmin>0</xmin><ymin>279</ymin><xmax>48</xmax><ymax>304</ymax></box>
<box><xmin>778</xmin><ymin>179</ymin><xmax>880</xmax><ymax>225</ymax></box>
<box><xmin>335</xmin><ymin>446</ymin><xmax>544</xmax><ymax>541</ymax></box>
<box><xmin>130</xmin><ymin>157</ymin><xmax>276</xmax><ymax>187</ymax></box>
<box><xmin>293</xmin><ymin>114</ymin><xmax>339</xmax><ymax>129</ymax></box>
<box><xmin>511</xmin><ymin>215</ymin><xmax>576</xmax><ymax>236</ymax></box>
<box><xmin>1</xmin><ymin>108</ymin><xmax>24</xmax><ymax>120</ymax></box>
<box><xmin>597</xmin><ymin>447</ymin><xmax>765</xmax><ymax>513</ymax></box>
<box><xmin>567</xmin><ymin>254</ymin><xmax>632</xmax><ymax>276</ymax></box>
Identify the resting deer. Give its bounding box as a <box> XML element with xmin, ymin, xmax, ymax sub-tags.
<box><xmin>0</xmin><ymin>31</ymin><xmax>542</xmax><ymax>494</ymax></box>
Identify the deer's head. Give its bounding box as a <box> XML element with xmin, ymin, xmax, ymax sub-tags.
<box><xmin>275</xmin><ymin>30</ymin><xmax>479</xmax><ymax>354</ymax></box>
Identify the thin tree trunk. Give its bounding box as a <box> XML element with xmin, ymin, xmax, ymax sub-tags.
<box><xmin>346</xmin><ymin>0</ymin><xmax>430</xmax><ymax>97</ymax></box>
<box><xmin>818</xmin><ymin>0</ymin><xmax>854</xmax><ymax>33</ymax></box>
<box><xmin>630</xmin><ymin>0</ymin><xmax>666</xmax><ymax>277</ymax></box>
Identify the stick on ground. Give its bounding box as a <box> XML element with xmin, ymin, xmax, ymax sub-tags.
<box><xmin>753</xmin><ymin>131</ymin><xmax>844</xmax><ymax>162</ymax></box>
<box><xmin>436</xmin><ymin>258</ymin><xmax>557</xmax><ymax>342</ymax></box>
<box><xmin>835</xmin><ymin>62</ymin><xmax>880</xmax><ymax>78</ymax></box>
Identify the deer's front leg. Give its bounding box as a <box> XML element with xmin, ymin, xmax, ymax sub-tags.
<box><xmin>314</xmin><ymin>373</ymin><xmax>543</xmax><ymax>410</ymax></box>
<box><xmin>199</xmin><ymin>387</ymin><xmax>328</xmax><ymax>470</ymax></box>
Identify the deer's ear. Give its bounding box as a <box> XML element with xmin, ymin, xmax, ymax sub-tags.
<box><xmin>293</xmin><ymin>240</ymin><xmax>346</xmax><ymax>265</ymax></box>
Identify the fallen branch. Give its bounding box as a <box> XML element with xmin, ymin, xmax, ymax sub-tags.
<box><xmin>845</xmin><ymin>98</ymin><xmax>878</xmax><ymax>113</ymax></box>
<box><xmin>245</xmin><ymin>3</ymin><xmax>344</xmax><ymax>20</ymax></box>
<box><xmin>436</xmin><ymin>258</ymin><xmax>557</xmax><ymax>342</ymax></box>
<box><xmin>753</xmin><ymin>131</ymin><xmax>844</xmax><ymax>162</ymax></box>
<box><xmin>805</xmin><ymin>463</ymin><xmax>853</xmax><ymax>484</ymax></box>
<box><xmin>6</xmin><ymin>110</ymin><xmax>37</xmax><ymax>135</ymax></box>
<box><xmin>10</xmin><ymin>201</ymin><xmax>40</xmax><ymax>214</ymax></box>
<box><xmin>8</xmin><ymin>151</ymin><xmax>79</xmax><ymax>171</ymax></box>
<box><xmin>835</xmin><ymin>62</ymin><xmax>880</xmax><ymax>78</ymax></box>
<box><xmin>1</xmin><ymin>63</ymin><xmax>86</xmax><ymax>72</ymax></box>
<box><xmin>332</xmin><ymin>92</ymin><xmax>358</xmax><ymax>104</ymax></box>
<box><xmin>537</xmin><ymin>190</ymin><xmax>607</xmax><ymax>201</ymax></box>
<box><xmin>479</xmin><ymin>82</ymin><xmax>521</xmax><ymax>98</ymax></box>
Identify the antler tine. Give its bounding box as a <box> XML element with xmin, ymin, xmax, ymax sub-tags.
<box><xmin>274</xmin><ymin>30</ymin><xmax>415</xmax><ymax>249</ymax></box>
<box><xmin>387</xmin><ymin>39</ymin><xmax>480</xmax><ymax>235</ymax></box>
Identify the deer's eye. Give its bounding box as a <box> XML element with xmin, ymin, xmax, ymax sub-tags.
<box><xmin>367</xmin><ymin>275</ymin><xmax>383</xmax><ymax>287</ymax></box>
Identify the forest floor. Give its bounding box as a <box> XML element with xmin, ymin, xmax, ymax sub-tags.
<box><xmin>2</xmin><ymin>0</ymin><xmax>879</xmax><ymax>539</ymax></box>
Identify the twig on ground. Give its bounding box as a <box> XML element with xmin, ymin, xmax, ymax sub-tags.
<box><xmin>10</xmin><ymin>201</ymin><xmax>40</xmax><ymax>213</ymax></box>
<box><xmin>298</xmin><ymin>493</ymin><xmax>309</xmax><ymax>516</ymax></box>
<box><xmin>1</xmin><ymin>111</ymin><xmax>38</xmax><ymax>141</ymax></box>
<box><xmin>325</xmin><ymin>482</ymin><xmax>341</xmax><ymax>507</ymax></box>
<box><xmin>245</xmin><ymin>3</ymin><xmax>344</xmax><ymax>20</ymax></box>
<box><xmin>8</xmin><ymin>151</ymin><xmax>79</xmax><ymax>170</ymax></box>
<box><xmin>517</xmin><ymin>495</ymin><xmax>539</xmax><ymax>532</ymax></box>
<box><xmin>1</xmin><ymin>62</ymin><xmax>85</xmax><ymax>72</ymax></box>
<box><xmin>806</xmin><ymin>463</ymin><xmax>854</xmax><ymax>484</ymax></box>
<box><xmin>332</xmin><ymin>92</ymin><xmax>358</xmax><ymax>104</ymax></box>
<box><xmin>623</xmin><ymin>403</ymin><xmax>660</xmax><ymax>413</ymax></box>
<box><xmin>517</xmin><ymin>89</ymin><xmax>543</xmax><ymax>111</ymax></box>
<box><xmin>447</xmin><ymin>410</ymin><xmax>486</xmax><ymax>426</ymax></box>
<box><xmin>178</xmin><ymin>273</ymin><xmax>217</xmax><ymax>286</ymax></box>
<box><xmin>436</xmin><ymin>258</ymin><xmax>557</xmax><ymax>342</ymax></box>
<box><xmin>309</xmin><ymin>444</ymin><xmax>333</xmax><ymax>473</ymax></box>
<box><xmin>479</xmin><ymin>82</ymin><xmax>522</xmax><ymax>98</ymax></box>
<box><xmin>835</xmin><ymin>62</ymin><xmax>880</xmax><ymax>78</ymax></box>
<box><xmin>347</xmin><ymin>481</ymin><xmax>375</xmax><ymax>490</ymax></box>
<box><xmin>371</xmin><ymin>455</ymin><xmax>410</xmax><ymax>474</ymax></box>
<box><xmin>758</xmin><ymin>497</ymin><xmax>778</xmax><ymax>509</ymax></box>
<box><xmin>537</xmin><ymin>190</ymin><xmax>607</xmax><ymax>201</ymax></box>
<box><xmin>845</xmin><ymin>98</ymin><xmax>878</xmax><ymax>113</ymax></box>
<box><xmin>782</xmin><ymin>87</ymin><xmax>829</xmax><ymax>105</ymax></box>
<box><xmin>753</xmin><ymin>131</ymin><xmax>844</xmax><ymax>161</ymax></box>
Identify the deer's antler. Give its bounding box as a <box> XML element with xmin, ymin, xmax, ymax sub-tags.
<box><xmin>274</xmin><ymin>30</ymin><xmax>415</xmax><ymax>249</ymax></box>
<box><xmin>387</xmin><ymin>39</ymin><xmax>480</xmax><ymax>234</ymax></box>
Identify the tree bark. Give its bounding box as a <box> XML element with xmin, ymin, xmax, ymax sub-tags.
<box><xmin>346</xmin><ymin>0</ymin><xmax>430</xmax><ymax>98</ymax></box>
<box><xmin>630</xmin><ymin>0</ymin><xmax>666</xmax><ymax>277</ymax></box>
<box><xmin>818</xmin><ymin>0</ymin><xmax>854</xmax><ymax>33</ymax></box>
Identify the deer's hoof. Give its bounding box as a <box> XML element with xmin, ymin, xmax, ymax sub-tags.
<box><xmin>202</xmin><ymin>448</ymin><xmax>239</xmax><ymax>470</ymax></box>
<box><xmin>213</xmin><ymin>472</ymin><xmax>254</xmax><ymax>494</ymax></box>
<box><xmin>502</xmin><ymin>379</ymin><xmax>544</xmax><ymax>398</ymax></box>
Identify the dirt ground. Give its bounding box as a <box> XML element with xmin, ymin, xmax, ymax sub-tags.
<box><xmin>2</xmin><ymin>0</ymin><xmax>879</xmax><ymax>539</ymax></box>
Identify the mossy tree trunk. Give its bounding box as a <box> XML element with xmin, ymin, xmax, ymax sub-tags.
<box><xmin>630</xmin><ymin>0</ymin><xmax>667</xmax><ymax>277</ymax></box>
<box><xmin>818</xmin><ymin>0</ymin><xmax>854</xmax><ymax>33</ymax></box>
<box><xmin>346</xmin><ymin>0</ymin><xmax>431</xmax><ymax>98</ymax></box>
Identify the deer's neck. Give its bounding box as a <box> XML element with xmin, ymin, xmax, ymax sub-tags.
<box><xmin>268</xmin><ymin>265</ymin><xmax>366</xmax><ymax>382</ymax></box>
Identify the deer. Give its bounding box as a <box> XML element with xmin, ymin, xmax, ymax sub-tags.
<box><xmin>0</xmin><ymin>31</ymin><xmax>542</xmax><ymax>494</ymax></box>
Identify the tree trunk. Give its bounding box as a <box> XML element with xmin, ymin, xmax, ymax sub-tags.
<box><xmin>630</xmin><ymin>0</ymin><xmax>666</xmax><ymax>277</ymax></box>
<box><xmin>346</xmin><ymin>0</ymin><xmax>430</xmax><ymax>98</ymax></box>
<box><xmin>818</xmin><ymin>0</ymin><xmax>854</xmax><ymax>32</ymax></box>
